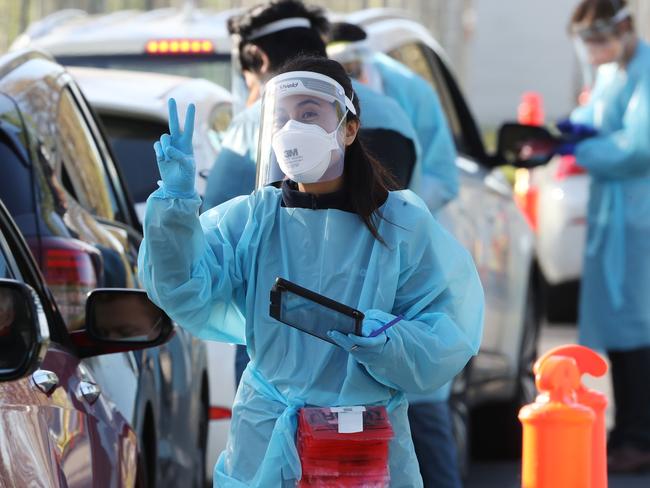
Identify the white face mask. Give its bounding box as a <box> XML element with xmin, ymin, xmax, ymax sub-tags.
<box><xmin>271</xmin><ymin>117</ymin><xmax>346</xmax><ymax>184</ymax></box>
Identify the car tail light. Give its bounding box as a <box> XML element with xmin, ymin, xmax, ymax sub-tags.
<box><xmin>513</xmin><ymin>168</ymin><xmax>539</xmax><ymax>232</ymax></box>
<box><xmin>145</xmin><ymin>39</ymin><xmax>214</xmax><ymax>55</ymax></box>
<box><xmin>209</xmin><ymin>406</ymin><xmax>232</xmax><ymax>420</ymax></box>
<box><xmin>554</xmin><ymin>155</ymin><xmax>586</xmax><ymax>181</ymax></box>
<box><xmin>37</xmin><ymin>237</ymin><xmax>103</xmax><ymax>330</ymax></box>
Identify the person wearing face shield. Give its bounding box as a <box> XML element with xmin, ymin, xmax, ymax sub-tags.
<box><xmin>565</xmin><ymin>0</ymin><xmax>650</xmax><ymax>473</ymax></box>
<box><xmin>138</xmin><ymin>55</ymin><xmax>484</xmax><ymax>487</ymax></box>
<box><xmin>204</xmin><ymin>0</ymin><xmax>421</xmax><ymax>387</ymax></box>
<box><xmin>327</xmin><ymin>22</ymin><xmax>458</xmax><ymax>213</ymax></box>
<box><xmin>203</xmin><ymin>0</ymin><xmax>329</xmax><ymax>210</ymax></box>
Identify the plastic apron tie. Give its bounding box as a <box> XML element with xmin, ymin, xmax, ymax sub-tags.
<box><xmin>587</xmin><ymin>181</ymin><xmax>625</xmax><ymax>310</ymax></box>
<box><xmin>215</xmin><ymin>363</ymin><xmax>305</xmax><ymax>487</ymax></box>
<box><xmin>214</xmin><ymin>364</ymin><xmax>407</xmax><ymax>487</ymax></box>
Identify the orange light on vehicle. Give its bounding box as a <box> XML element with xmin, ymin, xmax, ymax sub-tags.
<box><xmin>146</xmin><ymin>39</ymin><xmax>214</xmax><ymax>55</ymax></box>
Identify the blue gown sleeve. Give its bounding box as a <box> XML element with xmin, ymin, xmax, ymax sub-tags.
<box><xmin>138</xmin><ymin>188</ymin><xmax>252</xmax><ymax>344</ymax></box>
<box><xmin>574</xmin><ymin>73</ymin><xmax>650</xmax><ymax>179</ymax></box>
<box><xmin>360</xmin><ymin>209</ymin><xmax>484</xmax><ymax>395</ymax></box>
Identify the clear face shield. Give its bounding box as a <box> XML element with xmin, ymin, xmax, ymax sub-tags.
<box><xmin>327</xmin><ymin>40</ymin><xmax>384</xmax><ymax>94</ymax></box>
<box><xmin>572</xmin><ymin>6</ymin><xmax>631</xmax><ymax>68</ymax></box>
<box><xmin>256</xmin><ymin>71</ymin><xmax>357</xmax><ymax>189</ymax></box>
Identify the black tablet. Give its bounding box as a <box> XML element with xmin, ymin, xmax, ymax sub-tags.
<box><xmin>269</xmin><ymin>277</ymin><xmax>364</xmax><ymax>346</ymax></box>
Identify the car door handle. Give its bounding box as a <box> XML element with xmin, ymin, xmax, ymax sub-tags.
<box><xmin>32</xmin><ymin>369</ymin><xmax>59</xmax><ymax>394</ymax></box>
<box><xmin>78</xmin><ymin>381</ymin><xmax>101</xmax><ymax>404</ymax></box>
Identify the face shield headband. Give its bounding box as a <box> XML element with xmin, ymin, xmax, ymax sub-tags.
<box><xmin>256</xmin><ymin>71</ymin><xmax>357</xmax><ymax>188</ymax></box>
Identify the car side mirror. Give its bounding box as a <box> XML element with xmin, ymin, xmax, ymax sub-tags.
<box><xmin>86</xmin><ymin>289</ymin><xmax>173</xmax><ymax>347</ymax></box>
<box><xmin>0</xmin><ymin>279</ymin><xmax>50</xmax><ymax>382</ymax></box>
<box><xmin>495</xmin><ymin>123</ymin><xmax>558</xmax><ymax>168</ymax></box>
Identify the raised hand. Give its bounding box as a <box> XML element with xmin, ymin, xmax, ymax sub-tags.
<box><xmin>153</xmin><ymin>98</ymin><xmax>197</xmax><ymax>197</ymax></box>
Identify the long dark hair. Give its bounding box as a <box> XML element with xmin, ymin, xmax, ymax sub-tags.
<box><xmin>276</xmin><ymin>55</ymin><xmax>398</xmax><ymax>243</ymax></box>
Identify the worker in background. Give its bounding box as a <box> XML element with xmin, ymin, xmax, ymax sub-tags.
<box><xmin>562</xmin><ymin>0</ymin><xmax>650</xmax><ymax>473</ymax></box>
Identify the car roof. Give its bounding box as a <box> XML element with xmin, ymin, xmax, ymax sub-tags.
<box><xmin>10</xmin><ymin>6</ymin><xmax>239</xmax><ymax>56</ymax></box>
<box><xmin>69</xmin><ymin>66</ymin><xmax>231</xmax><ymax>122</ymax></box>
<box><xmin>344</xmin><ymin>10</ymin><xmax>448</xmax><ymax>64</ymax></box>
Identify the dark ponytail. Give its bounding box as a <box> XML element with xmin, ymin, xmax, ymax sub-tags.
<box><xmin>276</xmin><ymin>55</ymin><xmax>398</xmax><ymax>243</ymax></box>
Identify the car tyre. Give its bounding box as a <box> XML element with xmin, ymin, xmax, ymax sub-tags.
<box><xmin>450</xmin><ymin>366</ymin><xmax>471</xmax><ymax>480</ymax></box>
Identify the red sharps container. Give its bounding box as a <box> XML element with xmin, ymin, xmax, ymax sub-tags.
<box><xmin>297</xmin><ymin>406</ymin><xmax>394</xmax><ymax>487</ymax></box>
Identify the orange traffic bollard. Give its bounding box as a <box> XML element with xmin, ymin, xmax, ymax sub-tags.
<box><xmin>519</xmin><ymin>355</ymin><xmax>595</xmax><ymax>488</ymax></box>
<box><xmin>534</xmin><ymin>345</ymin><xmax>609</xmax><ymax>488</ymax></box>
<box><xmin>518</xmin><ymin>92</ymin><xmax>546</xmax><ymax>126</ymax></box>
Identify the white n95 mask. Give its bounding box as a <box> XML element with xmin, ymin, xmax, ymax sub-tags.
<box><xmin>271</xmin><ymin>118</ymin><xmax>345</xmax><ymax>184</ymax></box>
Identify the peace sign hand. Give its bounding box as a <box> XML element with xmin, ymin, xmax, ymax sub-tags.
<box><xmin>153</xmin><ymin>98</ymin><xmax>197</xmax><ymax>197</ymax></box>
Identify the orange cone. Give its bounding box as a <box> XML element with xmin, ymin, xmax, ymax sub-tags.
<box><xmin>534</xmin><ymin>345</ymin><xmax>608</xmax><ymax>488</ymax></box>
<box><xmin>519</xmin><ymin>355</ymin><xmax>594</xmax><ymax>488</ymax></box>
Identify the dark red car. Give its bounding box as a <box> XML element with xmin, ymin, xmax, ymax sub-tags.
<box><xmin>0</xmin><ymin>197</ymin><xmax>174</xmax><ymax>487</ymax></box>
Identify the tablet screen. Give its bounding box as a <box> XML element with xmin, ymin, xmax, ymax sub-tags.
<box><xmin>270</xmin><ymin>279</ymin><xmax>363</xmax><ymax>346</ymax></box>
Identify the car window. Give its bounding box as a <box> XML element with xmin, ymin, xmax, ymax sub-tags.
<box><xmin>56</xmin><ymin>88</ymin><xmax>117</xmax><ymax>220</ymax></box>
<box><xmin>0</xmin><ymin>236</ymin><xmax>15</xmax><ymax>280</ymax></box>
<box><xmin>388</xmin><ymin>42</ymin><xmax>465</xmax><ymax>150</ymax></box>
<box><xmin>59</xmin><ymin>54</ymin><xmax>232</xmax><ymax>91</ymax></box>
<box><xmin>0</xmin><ymin>94</ymin><xmax>33</xmax><ymax>219</ymax></box>
<box><xmin>387</xmin><ymin>42</ymin><xmax>436</xmax><ymax>86</ymax></box>
<box><xmin>100</xmin><ymin>114</ymin><xmax>165</xmax><ymax>204</ymax></box>
<box><xmin>388</xmin><ymin>42</ymin><xmax>485</xmax><ymax>160</ymax></box>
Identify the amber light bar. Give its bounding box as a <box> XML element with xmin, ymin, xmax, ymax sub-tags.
<box><xmin>146</xmin><ymin>39</ymin><xmax>214</xmax><ymax>55</ymax></box>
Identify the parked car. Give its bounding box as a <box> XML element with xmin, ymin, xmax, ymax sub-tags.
<box><xmin>68</xmin><ymin>66</ymin><xmax>232</xmax><ymax>218</ymax></box>
<box><xmin>513</xmin><ymin>155</ymin><xmax>588</xmax><ymax>322</ymax></box>
<box><xmin>69</xmin><ymin>65</ymin><xmax>237</xmax><ymax>471</ymax></box>
<box><xmin>10</xmin><ymin>7</ymin><xmax>236</xmax><ymax>89</ymax></box>
<box><xmin>0</xmin><ymin>194</ymin><xmax>175</xmax><ymax>487</ymax></box>
<box><xmin>0</xmin><ymin>49</ymin><xmax>209</xmax><ymax>487</ymax></box>
<box><xmin>16</xmin><ymin>4</ymin><xmax>541</xmax><ymax>467</ymax></box>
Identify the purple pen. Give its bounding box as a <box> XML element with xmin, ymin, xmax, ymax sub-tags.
<box><xmin>368</xmin><ymin>315</ymin><xmax>404</xmax><ymax>338</ymax></box>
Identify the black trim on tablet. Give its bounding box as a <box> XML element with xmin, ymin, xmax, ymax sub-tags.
<box><xmin>269</xmin><ymin>277</ymin><xmax>364</xmax><ymax>345</ymax></box>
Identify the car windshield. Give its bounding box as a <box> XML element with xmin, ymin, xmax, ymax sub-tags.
<box><xmin>99</xmin><ymin>114</ymin><xmax>165</xmax><ymax>204</ymax></box>
<box><xmin>58</xmin><ymin>54</ymin><xmax>232</xmax><ymax>91</ymax></box>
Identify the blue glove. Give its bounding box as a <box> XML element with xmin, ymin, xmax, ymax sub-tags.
<box><xmin>153</xmin><ymin>98</ymin><xmax>196</xmax><ymax>198</ymax></box>
<box><xmin>556</xmin><ymin>142</ymin><xmax>576</xmax><ymax>156</ymax></box>
<box><xmin>556</xmin><ymin>119</ymin><xmax>598</xmax><ymax>140</ymax></box>
<box><xmin>327</xmin><ymin>318</ymin><xmax>388</xmax><ymax>364</ymax></box>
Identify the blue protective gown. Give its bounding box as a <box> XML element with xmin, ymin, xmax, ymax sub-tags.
<box><xmin>138</xmin><ymin>185</ymin><xmax>484</xmax><ymax>487</ymax></box>
<box><xmin>370</xmin><ymin>52</ymin><xmax>458</xmax><ymax>211</ymax></box>
<box><xmin>571</xmin><ymin>40</ymin><xmax>650</xmax><ymax>351</ymax></box>
<box><xmin>203</xmin><ymin>101</ymin><xmax>261</xmax><ymax>209</ymax></box>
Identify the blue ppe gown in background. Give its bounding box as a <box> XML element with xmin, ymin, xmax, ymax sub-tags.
<box><xmin>370</xmin><ymin>52</ymin><xmax>458</xmax><ymax>212</ymax></box>
<box><xmin>571</xmin><ymin>40</ymin><xmax>650</xmax><ymax>351</ymax></box>
<box><xmin>203</xmin><ymin>101</ymin><xmax>261</xmax><ymax>210</ymax></box>
<box><xmin>138</xmin><ymin>185</ymin><xmax>484</xmax><ymax>487</ymax></box>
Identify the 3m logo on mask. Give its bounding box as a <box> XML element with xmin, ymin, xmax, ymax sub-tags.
<box><xmin>284</xmin><ymin>148</ymin><xmax>299</xmax><ymax>159</ymax></box>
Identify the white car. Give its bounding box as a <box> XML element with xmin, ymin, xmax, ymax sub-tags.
<box><xmin>514</xmin><ymin>155</ymin><xmax>589</xmax><ymax>321</ymax></box>
<box><xmin>69</xmin><ymin>66</ymin><xmax>232</xmax><ymax>218</ymax></box>
<box><xmin>11</xmin><ymin>7</ymin><xmax>237</xmax><ymax>89</ymax></box>
<box><xmin>19</xmin><ymin>4</ymin><xmax>539</xmax><ymax>468</ymax></box>
<box><xmin>70</xmin><ymin>66</ymin><xmax>236</xmax><ymax>480</ymax></box>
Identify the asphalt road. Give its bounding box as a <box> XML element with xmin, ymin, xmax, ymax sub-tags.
<box><xmin>466</xmin><ymin>324</ymin><xmax>650</xmax><ymax>487</ymax></box>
